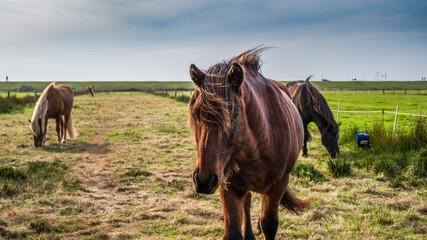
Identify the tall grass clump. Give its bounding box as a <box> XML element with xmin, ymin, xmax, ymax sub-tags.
<box><xmin>369</xmin><ymin>118</ymin><xmax>426</xmax><ymax>153</ymax></box>
<box><xmin>339</xmin><ymin>118</ymin><xmax>426</xmax><ymax>187</ymax></box>
<box><xmin>292</xmin><ymin>162</ymin><xmax>325</xmax><ymax>181</ymax></box>
<box><xmin>327</xmin><ymin>157</ymin><xmax>352</xmax><ymax>178</ymax></box>
<box><xmin>339</xmin><ymin>125</ymin><xmax>359</xmax><ymax>145</ymax></box>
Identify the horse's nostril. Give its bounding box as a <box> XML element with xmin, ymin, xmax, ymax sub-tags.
<box><xmin>192</xmin><ymin>171</ymin><xmax>199</xmax><ymax>185</ymax></box>
<box><xmin>209</xmin><ymin>174</ymin><xmax>218</xmax><ymax>187</ymax></box>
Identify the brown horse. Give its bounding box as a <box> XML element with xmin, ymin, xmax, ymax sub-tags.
<box><xmin>188</xmin><ymin>48</ymin><xmax>311</xmax><ymax>240</ymax></box>
<box><xmin>86</xmin><ymin>85</ymin><xmax>94</xmax><ymax>97</ymax></box>
<box><xmin>29</xmin><ymin>82</ymin><xmax>78</xmax><ymax>147</ymax></box>
<box><xmin>286</xmin><ymin>77</ymin><xmax>340</xmax><ymax>158</ymax></box>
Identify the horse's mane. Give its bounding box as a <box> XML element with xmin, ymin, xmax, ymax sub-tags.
<box><xmin>228</xmin><ymin>47</ymin><xmax>268</xmax><ymax>71</ymax></box>
<box><xmin>189</xmin><ymin>47</ymin><xmax>267</xmax><ymax>142</ymax></box>
<box><xmin>30</xmin><ymin>82</ymin><xmax>54</xmax><ymax>136</ymax></box>
<box><xmin>295</xmin><ymin>77</ymin><xmax>339</xmax><ymax>134</ymax></box>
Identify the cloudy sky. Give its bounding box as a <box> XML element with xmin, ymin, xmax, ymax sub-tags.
<box><xmin>0</xmin><ymin>0</ymin><xmax>426</xmax><ymax>81</ymax></box>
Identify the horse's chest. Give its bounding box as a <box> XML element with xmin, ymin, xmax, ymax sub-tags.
<box><xmin>231</xmin><ymin>158</ymin><xmax>282</xmax><ymax>193</ymax></box>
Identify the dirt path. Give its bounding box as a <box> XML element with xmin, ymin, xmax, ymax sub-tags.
<box><xmin>78</xmin><ymin>121</ymin><xmax>113</xmax><ymax>200</ymax></box>
<box><xmin>74</xmin><ymin>120</ymin><xmax>148</xmax><ymax>235</ymax></box>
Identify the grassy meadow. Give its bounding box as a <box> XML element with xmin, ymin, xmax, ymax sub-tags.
<box><xmin>1</xmin><ymin>80</ymin><xmax>426</xmax><ymax>92</ymax></box>
<box><xmin>0</xmin><ymin>87</ymin><xmax>426</xmax><ymax>239</ymax></box>
<box><xmin>324</xmin><ymin>93</ymin><xmax>426</xmax><ymax>129</ymax></box>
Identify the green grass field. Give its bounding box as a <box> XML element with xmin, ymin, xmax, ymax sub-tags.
<box><xmin>158</xmin><ymin>88</ymin><xmax>426</xmax><ymax>130</ymax></box>
<box><xmin>1</xmin><ymin>81</ymin><xmax>426</xmax><ymax>92</ymax></box>
<box><xmin>0</xmin><ymin>93</ymin><xmax>36</xmax><ymax>98</ymax></box>
<box><xmin>324</xmin><ymin>93</ymin><xmax>426</xmax><ymax>130</ymax></box>
<box><xmin>0</xmin><ymin>92</ymin><xmax>425</xmax><ymax>239</ymax></box>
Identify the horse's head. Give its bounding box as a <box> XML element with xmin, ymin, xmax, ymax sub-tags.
<box><xmin>29</xmin><ymin>119</ymin><xmax>44</xmax><ymax>148</ymax></box>
<box><xmin>188</xmin><ymin>62</ymin><xmax>244</xmax><ymax>194</ymax></box>
<box><xmin>321</xmin><ymin>123</ymin><xmax>340</xmax><ymax>158</ymax></box>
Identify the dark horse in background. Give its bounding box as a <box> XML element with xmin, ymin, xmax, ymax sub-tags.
<box><xmin>189</xmin><ymin>48</ymin><xmax>311</xmax><ymax>240</ymax></box>
<box><xmin>29</xmin><ymin>82</ymin><xmax>78</xmax><ymax>147</ymax></box>
<box><xmin>286</xmin><ymin>77</ymin><xmax>340</xmax><ymax>158</ymax></box>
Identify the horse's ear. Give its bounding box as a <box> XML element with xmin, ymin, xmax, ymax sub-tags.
<box><xmin>227</xmin><ymin>63</ymin><xmax>244</xmax><ymax>91</ymax></box>
<box><xmin>189</xmin><ymin>64</ymin><xmax>205</xmax><ymax>88</ymax></box>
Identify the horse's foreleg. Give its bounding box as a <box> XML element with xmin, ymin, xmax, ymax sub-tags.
<box><xmin>259</xmin><ymin>190</ymin><xmax>283</xmax><ymax>240</ymax></box>
<box><xmin>243</xmin><ymin>192</ymin><xmax>255</xmax><ymax>240</ymax></box>
<box><xmin>56</xmin><ymin>116</ymin><xmax>61</xmax><ymax>144</ymax></box>
<box><xmin>302</xmin><ymin>124</ymin><xmax>309</xmax><ymax>157</ymax></box>
<box><xmin>42</xmin><ymin>119</ymin><xmax>48</xmax><ymax>146</ymax></box>
<box><xmin>220</xmin><ymin>186</ymin><xmax>245</xmax><ymax>240</ymax></box>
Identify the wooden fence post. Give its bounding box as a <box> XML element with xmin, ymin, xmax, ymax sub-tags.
<box><xmin>34</xmin><ymin>89</ymin><xmax>37</xmax><ymax>100</ymax></box>
<box><xmin>174</xmin><ymin>89</ymin><xmax>177</xmax><ymax>98</ymax></box>
<box><xmin>7</xmin><ymin>90</ymin><xmax>10</xmax><ymax>98</ymax></box>
<box><xmin>393</xmin><ymin>105</ymin><xmax>399</xmax><ymax>138</ymax></box>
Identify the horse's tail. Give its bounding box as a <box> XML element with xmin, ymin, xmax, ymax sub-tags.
<box><xmin>67</xmin><ymin>114</ymin><xmax>78</xmax><ymax>139</ymax></box>
<box><xmin>280</xmin><ymin>187</ymin><xmax>312</xmax><ymax>214</ymax></box>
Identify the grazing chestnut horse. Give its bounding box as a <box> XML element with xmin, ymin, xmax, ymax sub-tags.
<box><xmin>86</xmin><ymin>85</ymin><xmax>94</xmax><ymax>97</ymax></box>
<box><xmin>189</xmin><ymin>48</ymin><xmax>310</xmax><ymax>240</ymax></box>
<box><xmin>29</xmin><ymin>82</ymin><xmax>78</xmax><ymax>147</ymax></box>
<box><xmin>286</xmin><ymin>77</ymin><xmax>340</xmax><ymax>158</ymax></box>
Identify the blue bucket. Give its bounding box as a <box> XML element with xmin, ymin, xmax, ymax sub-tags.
<box><xmin>356</xmin><ymin>131</ymin><xmax>370</xmax><ymax>147</ymax></box>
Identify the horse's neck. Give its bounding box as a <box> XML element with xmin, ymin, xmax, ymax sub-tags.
<box><xmin>311</xmin><ymin>112</ymin><xmax>330</xmax><ymax>135</ymax></box>
<box><xmin>242</xmin><ymin>79</ymin><xmax>282</xmax><ymax>133</ymax></box>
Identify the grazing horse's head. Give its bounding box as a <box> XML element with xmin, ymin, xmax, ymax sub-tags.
<box><xmin>321</xmin><ymin>123</ymin><xmax>340</xmax><ymax>158</ymax></box>
<box><xmin>188</xmin><ymin>62</ymin><xmax>244</xmax><ymax>194</ymax></box>
<box><xmin>29</xmin><ymin>118</ymin><xmax>44</xmax><ymax>148</ymax></box>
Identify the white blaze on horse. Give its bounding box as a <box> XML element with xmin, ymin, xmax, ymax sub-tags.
<box><xmin>29</xmin><ymin>82</ymin><xmax>78</xmax><ymax>147</ymax></box>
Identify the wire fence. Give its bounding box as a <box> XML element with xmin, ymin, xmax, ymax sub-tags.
<box><xmin>2</xmin><ymin>88</ymin><xmax>425</xmax><ymax>118</ymax></box>
<box><xmin>332</xmin><ymin>109</ymin><xmax>426</xmax><ymax>118</ymax></box>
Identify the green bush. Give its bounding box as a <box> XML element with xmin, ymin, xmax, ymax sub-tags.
<box><xmin>412</xmin><ymin>149</ymin><xmax>427</xmax><ymax>177</ymax></box>
<box><xmin>18</xmin><ymin>85</ymin><xmax>35</xmax><ymax>92</ymax></box>
<box><xmin>292</xmin><ymin>162</ymin><xmax>325</xmax><ymax>181</ymax></box>
<box><xmin>327</xmin><ymin>157</ymin><xmax>352</xmax><ymax>178</ymax></box>
<box><xmin>374</xmin><ymin>157</ymin><xmax>401</xmax><ymax>178</ymax></box>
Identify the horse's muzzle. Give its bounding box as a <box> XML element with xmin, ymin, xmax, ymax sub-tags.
<box><xmin>331</xmin><ymin>149</ymin><xmax>340</xmax><ymax>159</ymax></box>
<box><xmin>192</xmin><ymin>171</ymin><xmax>219</xmax><ymax>194</ymax></box>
